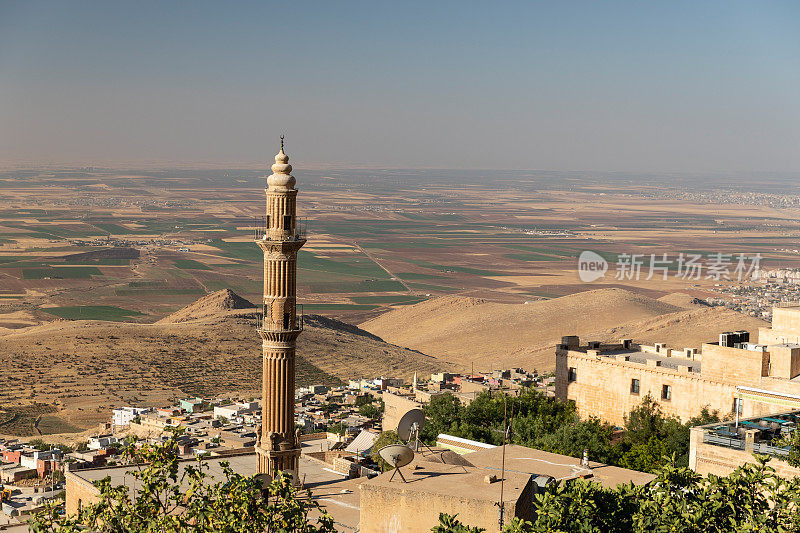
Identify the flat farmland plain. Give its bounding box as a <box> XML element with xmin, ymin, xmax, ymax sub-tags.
<box><xmin>2</xmin><ymin>168</ymin><xmax>800</xmax><ymax>326</ymax></box>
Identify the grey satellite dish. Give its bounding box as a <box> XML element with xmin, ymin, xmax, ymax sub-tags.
<box><xmin>397</xmin><ymin>408</ymin><xmax>425</xmax><ymax>442</ymax></box>
<box><xmin>378</xmin><ymin>444</ymin><xmax>414</xmax><ymax>482</ymax></box>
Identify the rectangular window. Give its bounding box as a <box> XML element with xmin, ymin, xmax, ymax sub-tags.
<box><xmin>265</xmin><ymin>215</ymin><xmax>270</xmax><ymax>228</ymax></box>
<box><xmin>630</xmin><ymin>379</ymin><xmax>640</xmax><ymax>395</ymax></box>
<box><xmin>567</xmin><ymin>367</ymin><xmax>577</xmax><ymax>383</ymax></box>
<box><xmin>662</xmin><ymin>384</ymin><xmax>672</xmax><ymax>401</ymax></box>
<box><xmin>283</xmin><ymin>215</ymin><xmax>292</xmax><ymax>230</ymax></box>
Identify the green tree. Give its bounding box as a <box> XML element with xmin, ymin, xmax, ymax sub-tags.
<box><xmin>358</xmin><ymin>403</ymin><xmax>379</xmax><ymax>419</ymax></box>
<box><xmin>432</xmin><ymin>513</ymin><xmax>486</xmax><ymax>533</ymax></box>
<box><xmin>617</xmin><ymin>396</ymin><xmax>720</xmax><ymax>472</ymax></box>
<box><xmin>533</xmin><ymin>418</ymin><xmax>619</xmax><ymax>465</ymax></box>
<box><xmin>29</xmin><ymin>432</ymin><xmax>336</xmax><ymax>533</ymax></box>
<box><xmin>421</xmin><ymin>393</ymin><xmax>464</xmax><ymax>443</ymax></box>
<box><xmin>327</xmin><ymin>422</ymin><xmax>348</xmax><ymax>435</ymax></box>
<box><xmin>370</xmin><ymin>430</ymin><xmax>404</xmax><ymax>471</ymax></box>
<box><xmin>355</xmin><ymin>394</ymin><xmax>374</xmax><ymax>408</ymax></box>
<box><xmin>779</xmin><ymin>428</ymin><xmax>800</xmax><ymax>467</ymax></box>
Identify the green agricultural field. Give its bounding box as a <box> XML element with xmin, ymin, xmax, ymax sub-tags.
<box><xmin>115</xmin><ymin>288</ymin><xmax>206</xmax><ymax>296</ymax></box>
<box><xmin>301</xmin><ymin>303</ymin><xmax>379</xmax><ymax>310</ymax></box>
<box><xmin>405</xmin><ymin>259</ymin><xmax>504</xmax><ymax>276</ymax></box>
<box><xmin>298</xmin><ymin>250</ymin><xmax>389</xmax><ymax>278</ymax></box>
<box><xmin>90</xmin><ymin>222</ymin><xmax>134</xmax><ymax>234</ymax></box>
<box><xmin>207</xmin><ymin>239</ymin><xmax>263</xmax><ymax>262</ymax></box>
<box><xmin>173</xmin><ymin>259</ymin><xmax>212</xmax><ymax>270</ymax></box>
<box><xmin>37</xmin><ymin>414</ymin><xmax>84</xmax><ymax>434</ymax></box>
<box><xmin>42</xmin><ymin>305</ymin><xmax>146</xmax><ymax>321</ymax></box>
<box><xmin>128</xmin><ymin>280</ymin><xmax>167</xmax><ymax>287</ymax></box>
<box><xmin>394</xmin><ymin>272</ymin><xmax>451</xmax><ymax>280</ymax></box>
<box><xmin>0</xmin><ymin>404</ymin><xmax>58</xmax><ymax>436</ymax></box>
<box><xmin>406</xmin><ymin>282</ymin><xmax>461</xmax><ymax>292</ymax></box>
<box><xmin>505</xmin><ymin>253</ymin><xmax>569</xmax><ymax>261</ymax></box>
<box><xmin>203</xmin><ymin>279</ymin><xmax>262</xmax><ymax>293</ymax></box>
<box><xmin>503</xmin><ymin>244</ymin><xmax>581</xmax><ymax>254</ymax></box>
<box><xmin>366</xmin><ymin>241</ymin><xmax>458</xmax><ymax>249</ymax></box>
<box><xmin>351</xmin><ymin>295</ymin><xmax>427</xmax><ymax>304</ymax></box>
<box><xmin>305</xmin><ymin>279</ymin><xmax>406</xmax><ymax>293</ymax></box>
<box><xmin>59</xmin><ymin>258</ymin><xmax>131</xmax><ymax>265</ymax></box>
<box><xmin>23</xmin><ymin>266</ymin><xmax>103</xmax><ymax>279</ymax></box>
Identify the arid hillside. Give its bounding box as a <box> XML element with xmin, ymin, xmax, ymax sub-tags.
<box><xmin>0</xmin><ymin>290</ymin><xmax>447</xmax><ymax>436</ymax></box>
<box><xmin>360</xmin><ymin>289</ymin><xmax>767</xmax><ymax>371</ymax></box>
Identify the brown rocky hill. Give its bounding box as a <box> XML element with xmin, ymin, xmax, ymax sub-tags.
<box><xmin>0</xmin><ymin>291</ymin><xmax>448</xmax><ymax>435</ymax></box>
<box><xmin>656</xmin><ymin>292</ymin><xmax>710</xmax><ymax>309</ymax></box>
<box><xmin>360</xmin><ymin>288</ymin><xmax>764</xmax><ymax>372</ymax></box>
<box><xmin>157</xmin><ymin>288</ymin><xmax>257</xmax><ymax>323</ymax></box>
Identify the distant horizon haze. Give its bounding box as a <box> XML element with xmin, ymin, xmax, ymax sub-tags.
<box><xmin>1</xmin><ymin>1</ymin><xmax>799</xmax><ymax>173</ymax></box>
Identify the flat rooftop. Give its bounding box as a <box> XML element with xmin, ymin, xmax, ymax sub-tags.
<box><xmin>68</xmin><ymin>449</ymin><xmax>361</xmax><ymax>532</ymax></box>
<box><xmin>70</xmin><ymin>452</ymin><xmax>257</xmax><ymax>489</ymax></box>
<box><xmin>572</xmin><ymin>347</ymin><xmax>701</xmax><ymax>372</ymax></box>
<box><xmin>359</xmin><ymin>458</ymin><xmax>530</xmax><ymax>505</ymax></box>
<box><xmin>465</xmin><ymin>444</ymin><xmax>655</xmax><ymax>488</ymax></box>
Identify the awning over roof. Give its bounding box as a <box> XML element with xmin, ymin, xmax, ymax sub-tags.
<box><xmin>344</xmin><ymin>430</ymin><xmax>378</xmax><ymax>455</ymax></box>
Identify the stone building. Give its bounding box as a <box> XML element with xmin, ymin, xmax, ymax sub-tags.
<box><xmin>556</xmin><ymin>305</ymin><xmax>800</xmax><ymax>426</ymax></box>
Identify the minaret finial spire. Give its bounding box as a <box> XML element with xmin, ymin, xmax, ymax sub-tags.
<box><xmin>280</xmin><ymin>134</ymin><xmax>285</xmax><ymax>152</ymax></box>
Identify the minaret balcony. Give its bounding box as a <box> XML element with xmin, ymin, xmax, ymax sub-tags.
<box><xmin>252</xmin><ymin>217</ymin><xmax>307</xmax><ymax>242</ymax></box>
<box><xmin>256</xmin><ymin>304</ymin><xmax>304</xmax><ymax>334</ymax></box>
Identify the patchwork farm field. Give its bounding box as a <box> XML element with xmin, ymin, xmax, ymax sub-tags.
<box><xmin>2</xmin><ymin>167</ymin><xmax>800</xmax><ymax>330</ymax></box>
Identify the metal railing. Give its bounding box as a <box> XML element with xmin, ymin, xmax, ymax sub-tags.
<box><xmin>703</xmin><ymin>432</ymin><xmax>746</xmax><ymax>451</ymax></box>
<box><xmin>252</xmin><ymin>217</ymin><xmax>307</xmax><ymax>242</ymax></box>
<box><xmin>255</xmin><ymin>304</ymin><xmax>304</xmax><ymax>333</ymax></box>
<box><xmin>703</xmin><ymin>430</ymin><xmax>790</xmax><ymax>457</ymax></box>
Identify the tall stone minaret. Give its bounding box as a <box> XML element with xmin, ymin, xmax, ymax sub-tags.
<box><xmin>256</xmin><ymin>136</ymin><xmax>304</xmax><ymax>482</ymax></box>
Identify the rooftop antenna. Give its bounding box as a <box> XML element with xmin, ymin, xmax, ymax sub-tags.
<box><xmin>397</xmin><ymin>408</ymin><xmax>433</xmax><ymax>455</ymax></box>
<box><xmin>378</xmin><ymin>444</ymin><xmax>414</xmax><ymax>482</ymax></box>
<box><xmin>496</xmin><ymin>392</ymin><xmax>508</xmax><ymax>529</ymax></box>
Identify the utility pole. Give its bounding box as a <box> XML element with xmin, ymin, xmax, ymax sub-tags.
<box><xmin>497</xmin><ymin>392</ymin><xmax>507</xmax><ymax>529</ymax></box>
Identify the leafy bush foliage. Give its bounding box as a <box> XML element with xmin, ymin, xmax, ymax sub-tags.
<box><xmin>30</xmin><ymin>432</ymin><xmax>335</xmax><ymax>533</ymax></box>
<box><xmin>422</xmin><ymin>389</ymin><xmax>720</xmax><ymax>473</ymax></box>
<box><xmin>439</xmin><ymin>457</ymin><xmax>800</xmax><ymax>532</ymax></box>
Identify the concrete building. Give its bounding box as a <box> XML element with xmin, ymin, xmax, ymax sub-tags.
<box><xmin>0</xmin><ymin>464</ymin><xmax>36</xmax><ymax>484</ymax></box>
<box><xmin>87</xmin><ymin>435</ymin><xmax>118</xmax><ymax>450</ymax></box>
<box><xmin>255</xmin><ymin>138</ymin><xmax>306</xmax><ymax>482</ymax></box>
<box><xmin>112</xmin><ymin>407</ymin><xmax>149</xmax><ymax>427</ymax></box>
<box><xmin>556</xmin><ymin>306</ymin><xmax>800</xmax><ymax>425</ymax></box>
<box><xmin>213</xmin><ymin>404</ymin><xmax>245</xmax><ymax>420</ymax></box>
<box><xmin>179</xmin><ymin>398</ymin><xmax>206</xmax><ymax>413</ymax></box>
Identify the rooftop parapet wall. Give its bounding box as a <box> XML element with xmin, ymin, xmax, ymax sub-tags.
<box><xmin>768</xmin><ymin>344</ymin><xmax>800</xmax><ymax>380</ymax></box>
<box><xmin>770</xmin><ymin>307</ymin><xmax>800</xmax><ymax>338</ymax></box>
<box><xmin>701</xmin><ymin>343</ymin><xmax>768</xmax><ymax>382</ymax></box>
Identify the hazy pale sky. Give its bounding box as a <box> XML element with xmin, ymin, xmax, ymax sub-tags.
<box><xmin>1</xmin><ymin>0</ymin><xmax>799</xmax><ymax>172</ymax></box>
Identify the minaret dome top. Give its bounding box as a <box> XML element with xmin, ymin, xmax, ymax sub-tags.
<box><xmin>267</xmin><ymin>135</ymin><xmax>295</xmax><ymax>190</ymax></box>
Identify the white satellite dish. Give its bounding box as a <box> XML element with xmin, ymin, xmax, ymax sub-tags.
<box><xmin>378</xmin><ymin>444</ymin><xmax>414</xmax><ymax>482</ymax></box>
<box><xmin>397</xmin><ymin>408</ymin><xmax>425</xmax><ymax>442</ymax></box>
